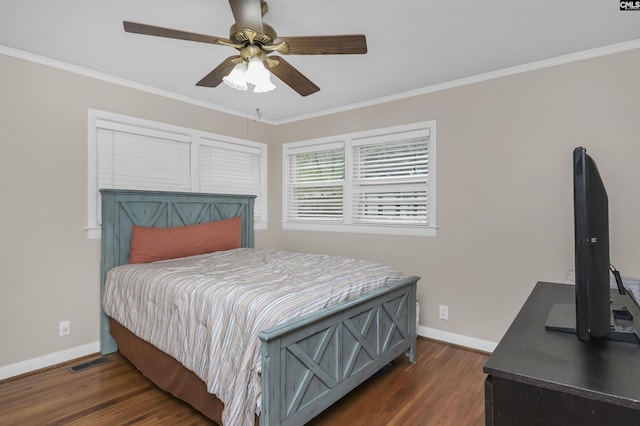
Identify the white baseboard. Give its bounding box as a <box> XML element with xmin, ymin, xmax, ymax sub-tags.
<box><xmin>0</xmin><ymin>327</ymin><xmax>494</xmax><ymax>381</ymax></box>
<box><xmin>0</xmin><ymin>341</ymin><xmax>100</xmax><ymax>381</ymax></box>
<box><xmin>418</xmin><ymin>325</ymin><xmax>497</xmax><ymax>353</ymax></box>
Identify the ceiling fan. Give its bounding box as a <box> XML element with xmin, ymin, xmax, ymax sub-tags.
<box><xmin>123</xmin><ymin>0</ymin><xmax>367</xmax><ymax>96</ymax></box>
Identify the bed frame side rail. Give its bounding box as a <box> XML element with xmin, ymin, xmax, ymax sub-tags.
<box><xmin>259</xmin><ymin>276</ymin><xmax>419</xmax><ymax>426</ymax></box>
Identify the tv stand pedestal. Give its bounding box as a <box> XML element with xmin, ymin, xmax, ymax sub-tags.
<box><xmin>483</xmin><ymin>282</ymin><xmax>640</xmax><ymax>426</ymax></box>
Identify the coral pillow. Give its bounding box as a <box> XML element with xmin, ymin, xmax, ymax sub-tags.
<box><xmin>129</xmin><ymin>216</ymin><xmax>242</xmax><ymax>264</ymax></box>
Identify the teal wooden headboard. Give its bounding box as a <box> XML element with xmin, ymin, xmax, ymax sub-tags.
<box><xmin>99</xmin><ymin>189</ymin><xmax>256</xmax><ymax>354</ymax></box>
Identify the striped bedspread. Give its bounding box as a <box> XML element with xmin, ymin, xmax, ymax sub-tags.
<box><xmin>103</xmin><ymin>248</ymin><xmax>404</xmax><ymax>426</ymax></box>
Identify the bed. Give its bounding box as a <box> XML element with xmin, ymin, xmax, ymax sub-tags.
<box><xmin>99</xmin><ymin>189</ymin><xmax>419</xmax><ymax>426</ymax></box>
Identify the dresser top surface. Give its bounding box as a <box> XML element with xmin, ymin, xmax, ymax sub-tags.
<box><xmin>484</xmin><ymin>281</ymin><xmax>640</xmax><ymax>407</ymax></box>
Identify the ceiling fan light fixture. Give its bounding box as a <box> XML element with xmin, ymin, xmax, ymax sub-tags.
<box><xmin>223</xmin><ymin>63</ymin><xmax>248</xmax><ymax>91</ymax></box>
<box><xmin>245</xmin><ymin>57</ymin><xmax>276</xmax><ymax>93</ymax></box>
<box><xmin>123</xmin><ymin>0</ymin><xmax>368</xmax><ymax>96</ymax></box>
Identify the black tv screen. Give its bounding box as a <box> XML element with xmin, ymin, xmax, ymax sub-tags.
<box><xmin>573</xmin><ymin>147</ymin><xmax>611</xmax><ymax>341</ymax></box>
<box><xmin>546</xmin><ymin>147</ymin><xmax>639</xmax><ymax>343</ymax></box>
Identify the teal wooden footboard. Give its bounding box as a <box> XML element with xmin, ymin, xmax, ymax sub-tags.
<box><xmin>259</xmin><ymin>276</ymin><xmax>418</xmax><ymax>426</ymax></box>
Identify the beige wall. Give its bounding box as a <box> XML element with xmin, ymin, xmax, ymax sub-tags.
<box><xmin>1</xmin><ymin>47</ymin><xmax>639</xmax><ymax>369</ymax></box>
<box><xmin>272</xmin><ymin>48</ymin><xmax>640</xmax><ymax>344</ymax></box>
<box><xmin>0</xmin><ymin>54</ymin><xmax>276</xmax><ymax>367</ymax></box>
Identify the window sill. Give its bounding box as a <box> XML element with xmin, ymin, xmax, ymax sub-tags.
<box><xmin>281</xmin><ymin>222</ymin><xmax>437</xmax><ymax>237</ymax></box>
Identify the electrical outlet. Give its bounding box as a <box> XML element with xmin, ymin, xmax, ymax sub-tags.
<box><xmin>439</xmin><ymin>305</ymin><xmax>449</xmax><ymax>320</ymax></box>
<box><xmin>59</xmin><ymin>320</ymin><xmax>70</xmax><ymax>337</ymax></box>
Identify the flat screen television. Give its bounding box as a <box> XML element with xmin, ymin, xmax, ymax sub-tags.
<box><xmin>573</xmin><ymin>146</ymin><xmax>612</xmax><ymax>340</ymax></box>
<box><xmin>545</xmin><ymin>147</ymin><xmax>639</xmax><ymax>344</ymax></box>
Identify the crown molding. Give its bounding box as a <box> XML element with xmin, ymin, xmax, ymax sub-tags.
<box><xmin>3</xmin><ymin>39</ymin><xmax>640</xmax><ymax>125</ymax></box>
<box><xmin>0</xmin><ymin>45</ymin><xmax>274</xmax><ymax>124</ymax></box>
<box><xmin>276</xmin><ymin>39</ymin><xmax>640</xmax><ymax>124</ymax></box>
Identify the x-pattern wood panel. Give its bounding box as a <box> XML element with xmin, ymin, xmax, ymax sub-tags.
<box><xmin>119</xmin><ymin>201</ymin><xmax>168</xmax><ymax>226</ymax></box>
<box><xmin>342</xmin><ymin>308</ymin><xmax>377</xmax><ymax>379</ymax></box>
<box><xmin>381</xmin><ymin>294</ymin><xmax>409</xmax><ymax>352</ymax></box>
<box><xmin>285</xmin><ymin>326</ymin><xmax>338</xmax><ymax>415</ymax></box>
<box><xmin>283</xmin><ymin>296</ymin><xmax>410</xmax><ymax>417</ymax></box>
<box><xmin>117</xmin><ymin>200</ymin><xmax>245</xmax><ymax>228</ymax></box>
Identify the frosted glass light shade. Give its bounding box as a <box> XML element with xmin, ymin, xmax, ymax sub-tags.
<box><xmin>223</xmin><ymin>63</ymin><xmax>248</xmax><ymax>91</ymax></box>
<box><xmin>252</xmin><ymin>75</ymin><xmax>276</xmax><ymax>93</ymax></box>
<box><xmin>245</xmin><ymin>57</ymin><xmax>276</xmax><ymax>93</ymax></box>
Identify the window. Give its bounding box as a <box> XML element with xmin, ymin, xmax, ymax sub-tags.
<box><xmin>87</xmin><ymin>110</ymin><xmax>267</xmax><ymax>239</ymax></box>
<box><xmin>286</xmin><ymin>143</ymin><xmax>345</xmax><ymax>221</ymax></box>
<box><xmin>198</xmin><ymin>139</ymin><xmax>265</xmax><ymax>219</ymax></box>
<box><xmin>283</xmin><ymin>121</ymin><xmax>436</xmax><ymax>236</ymax></box>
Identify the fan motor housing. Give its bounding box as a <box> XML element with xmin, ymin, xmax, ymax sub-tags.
<box><xmin>230</xmin><ymin>23</ymin><xmax>277</xmax><ymax>47</ymax></box>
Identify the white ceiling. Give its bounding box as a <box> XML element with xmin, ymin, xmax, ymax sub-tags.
<box><xmin>2</xmin><ymin>0</ymin><xmax>640</xmax><ymax>123</ymax></box>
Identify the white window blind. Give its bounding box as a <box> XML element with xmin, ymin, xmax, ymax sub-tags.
<box><xmin>352</xmin><ymin>136</ymin><xmax>429</xmax><ymax>225</ymax></box>
<box><xmin>286</xmin><ymin>145</ymin><xmax>345</xmax><ymax>221</ymax></box>
<box><xmin>95</xmin><ymin>126</ymin><xmax>191</xmax><ymax>225</ymax></box>
<box><xmin>87</xmin><ymin>110</ymin><xmax>268</xmax><ymax>238</ymax></box>
<box><xmin>97</xmin><ymin>128</ymin><xmax>191</xmax><ymax>191</ymax></box>
<box><xmin>282</xmin><ymin>121</ymin><xmax>436</xmax><ymax>236</ymax></box>
<box><xmin>199</xmin><ymin>140</ymin><xmax>265</xmax><ymax>222</ymax></box>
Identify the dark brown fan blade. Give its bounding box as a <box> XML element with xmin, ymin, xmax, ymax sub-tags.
<box><xmin>229</xmin><ymin>0</ymin><xmax>264</xmax><ymax>33</ymax></box>
<box><xmin>273</xmin><ymin>35</ymin><xmax>367</xmax><ymax>55</ymax></box>
<box><xmin>123</xmin><ymin>21</ymin><xmax>233</xmax><ymax>46</ymax></box>
<box><xmin>196</xmin><ymin>56</ymin><xmax>240</xmax><ymax>87</ymax></box>
<box><xmin>269</xmin><ymin>57</ymin><xmax>319</xmax><ymax>97</ymax></box>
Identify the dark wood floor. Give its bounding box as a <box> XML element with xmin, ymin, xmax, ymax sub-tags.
<box><xmin>0</xmin><ymin>338</ymin><xmax>488</xmax><ymax>425</ymax></box>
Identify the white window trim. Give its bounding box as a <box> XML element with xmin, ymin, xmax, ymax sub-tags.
<box><xmin>86</xmin><ymin>109</ymin><xmax>268</xmax><ymax>239</ymax></box>
<box><xmin>282</xmin><ymin>121</ymin><xmax>437</xmax><ymax>237</ymax></box>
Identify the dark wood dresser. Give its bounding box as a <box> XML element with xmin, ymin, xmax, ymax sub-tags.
<box><xmin>484</xmin><ymin>281</ymin><xmax>640</xmax><ymax>425</ymax></box>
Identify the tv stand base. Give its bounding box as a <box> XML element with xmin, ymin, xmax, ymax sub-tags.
<box><xmin>545</xmin><ymin>303</ymin><xmax>640</xmax><ymax>344</ymax></box>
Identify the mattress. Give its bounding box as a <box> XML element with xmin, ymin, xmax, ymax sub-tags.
<box><xmin>103</xmin><ymin>248</ymin><xmax>403</xmax><ymax>426</ymax></box>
